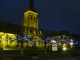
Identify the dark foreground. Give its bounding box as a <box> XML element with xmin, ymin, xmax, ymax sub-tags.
<box><xmin>0</xmin><ymin>55</ymin><xmax>80</xmax><ymax>60</ymax></box>
<box><xmin>0</xmin><ymin>48</ymin><xmax>80</xmax><ymax>60</ymax></box>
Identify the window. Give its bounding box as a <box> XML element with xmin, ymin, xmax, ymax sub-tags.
<box><xmin>31</xmin><ymin>15</ymin><xmax>32</xmax><ymax>20</ymax></box>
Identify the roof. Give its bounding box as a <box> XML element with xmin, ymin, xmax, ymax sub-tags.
<box><xmin>0</xmin><ymin>21</ymin><xmax>22</xmax><ymax>35</ymax></box>
<box><xmin>27</xmin><ymin>0</ymin><xmax>37</xmax><ymax>13</ymax></box>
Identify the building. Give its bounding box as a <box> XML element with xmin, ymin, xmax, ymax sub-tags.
<box><xmin>0</xmin><ymin>0</ymin><xmax>43</xmax><ymax>49</ymax></box>
<box><xmin>22</xmin><ymin>0</ymin><xmax>42</xmax><ymax>41</ymax></box>
<box><xmin>0</xmin><ymin>21</ymin><xmax>19</xmax><ymax>48</ymax></box>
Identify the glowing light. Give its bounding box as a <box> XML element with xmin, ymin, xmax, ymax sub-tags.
<box><xmin>0</xmin><ymin>32</ymin><xmax>4</xmax><ymax>34</ymax></box>
<box><xmin>71</xmin><ymin>39</ymin><xmax>73</xmax><ymax>42</ymax></box>
<box><xmin>6</xmin><ymin>33</ymin><xmax>14</xmax><ymax>35</ymax></box>
<box><xmin>63</xmin><ymin>47</ymin><xmax>67</xmax><ymax>51</ymax></box>
<box><xmin>59</xmin><ymin>43</ymin><xmax>61</xmax><ymax>45</ymax></box>
<box><xmin>52</xmin><ymin>44</ymin><xmax>58</xmax><ymax>51</ymax></box>
<box><xmin>51</xmin><ymin>40</ymin><xmax>56</xmax><ymax>43</ymax></box>
<box><xmin>62</xmin><ymin>43</ymin><xmax>67</xmax><ymax>51</ymax></box>
<box><xmin>46</xmin><ymin>38</ymin><xmax>50</xmax><ymax>40</ymax></box>
<box><xmin>23</xmin><ymin>36</ymin><xmax>27</xmax><ymax>39</ymax></box>
<box><xmin>3</xmin><ymin>48</ymin><xmax>19</xmax><ymax>50</ymax></box>
<box><xmin>28</xmin><ymin>40</ymin><xmax>32</xmax><ymax>42</ymax></box>
<box><xmin>70</xmin><ymin>42</ymin><xmax>73</xmax><ymax>48</ymax></box>
<box><xmin>70</xmin><ymin>42</ymin><xmax>73</xmax><ymax>45</ymax></box>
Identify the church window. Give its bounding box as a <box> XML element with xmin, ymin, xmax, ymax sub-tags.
<box><xmin>31</xmin><ymin>15</ymin><xmax>32</xmax><ymax>20</ymax></box>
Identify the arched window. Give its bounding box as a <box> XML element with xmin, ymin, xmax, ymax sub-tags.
<box><xmin>28</xmin><ymin>15</ymin><xmax>32</xmax><ymax>20</ymax></box>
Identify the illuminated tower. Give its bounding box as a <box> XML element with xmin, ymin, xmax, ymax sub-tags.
<box><xmin>22</xmin><ymin>0</ymin><xmax>43</xmax><ymax>47</ymax></box>
<box><xmin>22</xmin><ymin>0</ymin><xmax>38</xmax><ymax>36</ymax></box>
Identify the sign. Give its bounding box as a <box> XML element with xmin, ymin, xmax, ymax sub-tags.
<box><xmin>52</xmin><ymin>44</ymin><xmax>58</xmax><ymax>51</ymax></box>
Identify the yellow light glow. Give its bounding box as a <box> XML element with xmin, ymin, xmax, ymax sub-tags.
<box><xmin>0</xmin><ymin>33</ymin><xmax>17</xmax><ymax>48</ymax></box>
<box><xmin>0</xmin><ymin>32</ymin><xmax>4</xmax><ymax>34</ymax></box>
<box><xmin>62</xmin><ymin>43</ymin><xmax>67</xmax><ymax>51</ymax></box>
<box><xmin>3</xmin><ymin>48</ymin><xmax>19</xmax><ymax>50</ymax></box>
<box><xmin>6</xmin><ymin>33</ymin><xmax>14</xmax><ymax>35</ymax></box>
<box><xmin>70</xmin><ymin>42</ymin><xmax>73</xmax><ymax>48</ymax></box>
<box><xmin>63</xmin><ymin>47</ymin><xmax>67</xmax><ymax>51</ymax></box>
<box><xmin>70</xmin><ymin>42</ymin><xmax>73</xmax><ymax>45</ymax></box>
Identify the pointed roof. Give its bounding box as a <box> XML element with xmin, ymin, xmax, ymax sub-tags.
<box><xmin>27</xmin><ymin>0</ymin><xmax>37</xmax><ymax>13</ymax></box>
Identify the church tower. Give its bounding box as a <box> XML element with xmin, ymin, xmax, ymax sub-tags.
<box><xmin>22</xmin><ymin>0</ymin><xmax>38</xmax><ymax>36</ymax></box>
<box><xmin>21</xmin><ymin>0</ymin><xmax>43</xmax><ymax>47</ymax></box>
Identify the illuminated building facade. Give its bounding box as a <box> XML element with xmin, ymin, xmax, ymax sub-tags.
<box><xmin>22</xmin><ymin>0</ymin><xmax>42</xmax><ymax>47</ymax></box>
<box><xmin>0</xmin><ymin>0</ymin><xmax>78</xmax><ymax>50</ymax></box>
<box><xmin>0</xmin><ymin>21</ymin><xmax>21</xmax><ymax>48</ymax></box>
<box><xmin>0</xmin><ymin>0</ymin><xmax>43</xmax><ymax>49</ymax></box>
<box><xmin>22</xmin><ymin>0</ymin><xmax>42</xmax><ymax>40</ymax></box>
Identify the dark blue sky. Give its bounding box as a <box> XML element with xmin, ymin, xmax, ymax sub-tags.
<box><xmin>0</xmin><ymin>0</ymin><xmax>80</xmax><ymax>34</ymax></box>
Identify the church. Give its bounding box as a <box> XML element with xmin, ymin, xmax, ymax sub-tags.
<box><xmin>0</xmin><ymin>0</ymin><xmax>43</xmax><ymax>49</ymax></box>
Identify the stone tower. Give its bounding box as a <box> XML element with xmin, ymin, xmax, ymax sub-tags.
<box><xmin>22</xmin><ymin>0</ymin><xmax>42</xmax><ymax>42</ymax></box>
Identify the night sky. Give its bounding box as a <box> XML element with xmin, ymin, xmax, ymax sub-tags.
<box><xmin>0</xmin><ymin>0</ymin><xmax>80</xmax><ymax>35</ymax></box>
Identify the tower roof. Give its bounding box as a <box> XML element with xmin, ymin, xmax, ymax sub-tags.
<box><xmin>27</xmin><ymin>0</ymin><xmax>37</xmax><ymax>13</ymax></box>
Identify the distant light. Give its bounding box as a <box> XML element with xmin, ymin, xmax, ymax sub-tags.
<box><xmin>29</xmin><ymin>40</ymin><xmax>31</xmax><ymax>42</ymax></box>
<box><xmin>62</xmin><ymin>43</ymin><xmax>67</xmax><ymax>51</ymax></box>
<box><xmin>51</xmin><ymin>40</ymin><xmax>56</xmax><ymax>43</ymax></box>
<box><xmin>63</xmin><ymin>47</ymin><xmax>67</xmax><ymax>51</ymax></box>
<box><xmin>46</xmin><ymin>38</ymin><xmax>50</xmax><ymax>40</ymax></box>
<box><xmin>70</xmin><ymin>42</ymin><xmax>73</xmax><ymax>45</ymax></box>
<box><xmin>23</xmin><ymin>36</ymin><xmax>27</xmax><ymax>39</ymax></box>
